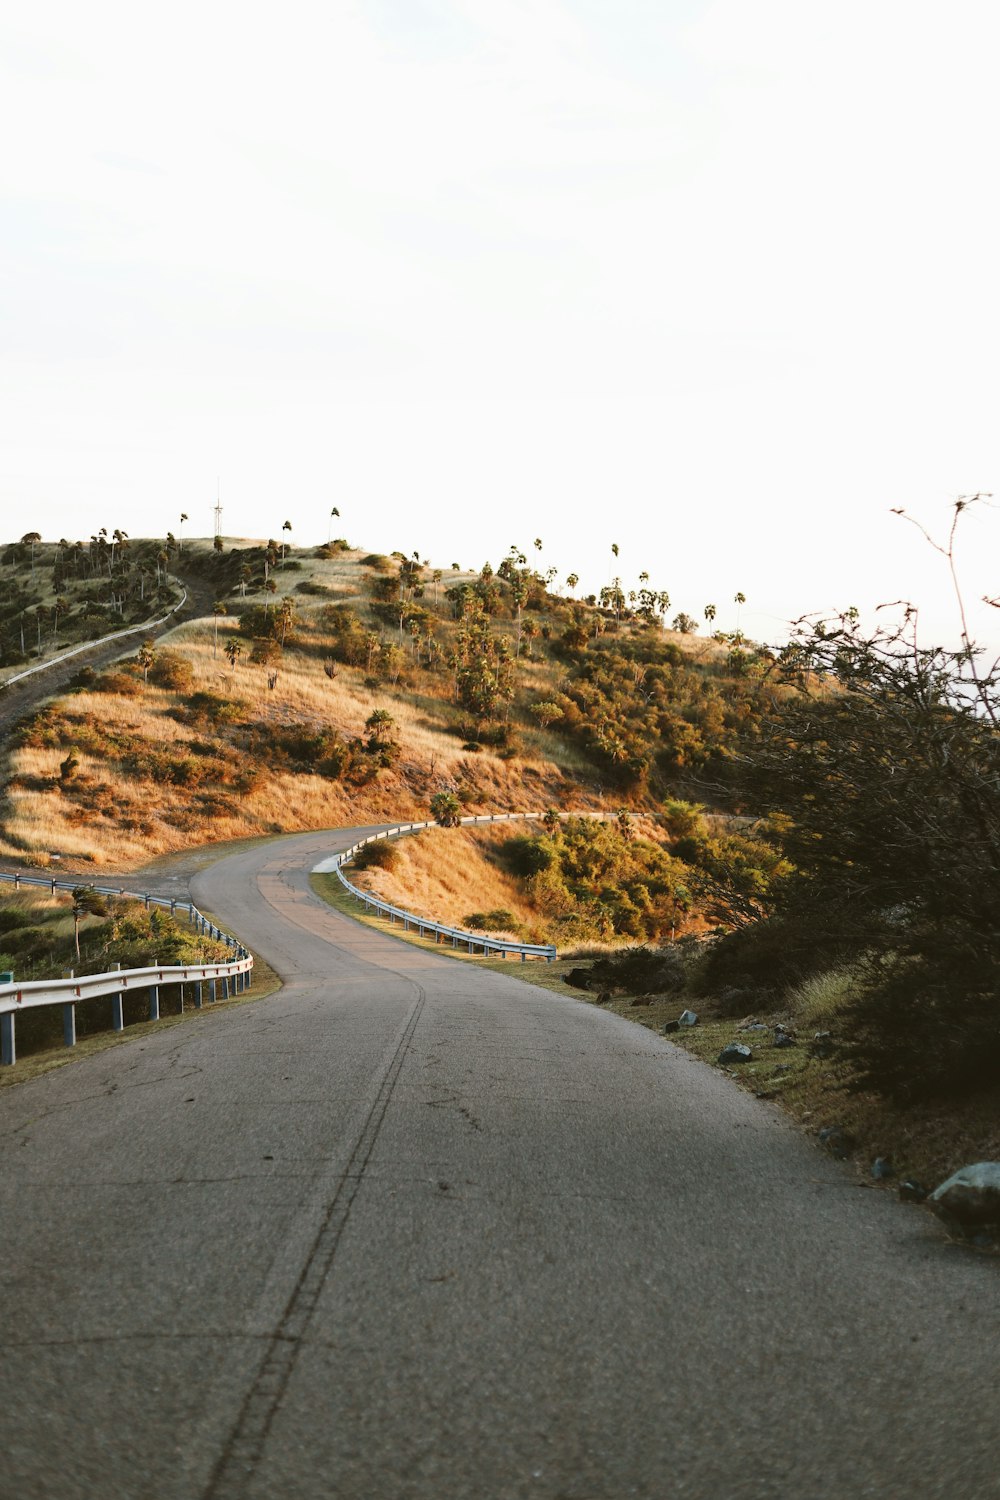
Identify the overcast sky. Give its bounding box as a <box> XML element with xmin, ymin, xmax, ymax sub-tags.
<box><xmin>2</xmin><ymin>0</ymin><xmax>999</xmax><ymax>651</ymax></box>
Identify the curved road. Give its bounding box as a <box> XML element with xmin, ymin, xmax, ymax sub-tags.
<box><xmin>1</xmin><ymin>828</ymin><xmax>998</xmax><ymax>1499</ymax></box>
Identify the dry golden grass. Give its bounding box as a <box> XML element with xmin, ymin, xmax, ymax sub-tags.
<box><xmin>0</xmin><ymin>560</ymin><xmax>573</xmax><ymax>870</ymax></box>
<box><xmin>350</xmin><ymin>827</ymin><xmax>543</xmax><ymax>939</ymax></box>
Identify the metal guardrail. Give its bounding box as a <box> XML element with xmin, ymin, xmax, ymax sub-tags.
<box><xmin>0</xmin><ymin>585</ymin><xmax>188</xmax><ymax>690</ymax></box>
<box><xmin>315</xmin><ymin>811</ymin><xmax>612</xmax><ymax>962</ymax></box>
<box><xmin>0</xmin><ymin>871</ymin><xmax>252</xmax><ymax>1066</ymax></box>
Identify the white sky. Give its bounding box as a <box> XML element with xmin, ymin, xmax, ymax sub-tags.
<box><xmin>2</xmin><ymin>0</ymin><xmax>999</xmax><ymax>652</ymax></box>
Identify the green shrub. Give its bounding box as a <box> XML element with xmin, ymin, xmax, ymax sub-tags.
<box><xmin>181</xmin><ymin>691</ymin><xmax>246</xmax><ymax>726</ymax></box>
<box><xmin>149</xmin><ymin>650</ymin><xmax>194</xmax><ymax>692</ymax></box>
<box><xmin>502</xmin><ymin>836</ymin><xmax>556</xmax><ymax>876</ymax></box>
<box><xmin>464</xmin><ymin>909</ymin><xmax>519</xmax><ymax>932</ymax></box>
<box><xmin>352</xmin><ymin>839</ymin><xmax>400</xmax><ymax>871</ymax></box>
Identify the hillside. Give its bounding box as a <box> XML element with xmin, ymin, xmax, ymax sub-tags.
<box><xmin>0</xmin><ymin>532</ymin><xmax>185</xmax><ymax>681</ymax></box>
<box><xmin>0</xmin><ymin>534</ymin><xmax>784</xmax><ymax>945</ymax></box>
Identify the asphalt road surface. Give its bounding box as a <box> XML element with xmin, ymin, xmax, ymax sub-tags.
<box><xmin>2</xmin><ymin>828</ymin><xmax>998</xmax><ymax>1500</ymax></box>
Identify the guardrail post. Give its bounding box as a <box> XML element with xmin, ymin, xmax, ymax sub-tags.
<box><xmin>112</xmin><ymin>994</ymin><xmax>124</xmax><ymax>1031</ymax></box>
<box><xmin>144</xmin><ymin>893</ymin><xmax>150</xmax><ymax>909</ymax></box>
<box><xmin>1</xmin><ymin>1013</ymin><xmax>15</xmax><ymax>1066</ymax></box>
<box><xmin>210</xmin><ymin>978</ymin><xmax>217</xmax><ymax>1003</ymax></box>
<box><xmin>520</xmin><ymin>951</ymin><xmax>526</xmax><ymax>963</ymax></box>
<box><xmin>192</xmin><ymin>980</ymin><xmax>202</xmax><ymax>1009</ymax></box>
<box><xmin>149</xmin><ymin>984</ymin><xmax>160</xmax><ymax>1022</ymax></box>
<box><xmin>63</xmin><ymin>1003</ymin><xmax>76</xmax><ymax>1047</ymax></box>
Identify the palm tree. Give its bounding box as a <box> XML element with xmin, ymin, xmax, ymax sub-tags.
<box><xmin>365</xmin><ymin>708</ymin><xmax>396</xmax><ymax>744</ymax></box>
<box><xmin>212</xmin><ymin>601</ymin><xmax>227</xmax><ymax>656</ymax></box>
<box><xmin>137</xmin><ymin>641</ymin><xmax>155</xmax><ymax>684</ymax></box>
<box><xmin>51</xmin><ymin>597</ymin><xmax>69</xmax><ymax>643</ymax></box>
<box><xmin>328</xmin><ymin>506</ymin><xmax>340</xmax><ymax>543</ymax></box>
<box><xmin>225</xmin><ymin>638</ymin><xmax>242</xmax><ymax>671</ymax></box>
<box><xmin>179</xmin><ymin>512</ymin><xmax>188</xmax><ymax>553</ymax></box>
<box><xmin>21</xmin><ymin>532</ymin><xmax>41</xmax><ymax>579</ymax></box>
<box><xmin>282</xmin><ymin>519</ymin><xmax>292</xmax><ymax>559</ymax></box>
<box><xmin>71</xmin><ymin>886</ymin><xmax>106</xmax><ymax>960</ymax></box>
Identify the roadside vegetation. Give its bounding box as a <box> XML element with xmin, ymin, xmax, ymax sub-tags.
<box><xmin>0</xmin><ymin>883</ymin><xmax>238</xmax><ymax>1067</ymax></box>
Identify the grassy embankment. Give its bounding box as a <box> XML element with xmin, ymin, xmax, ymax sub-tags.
<box><xmin>0</xmin><ymin>883</ymin><xmax>281</xmax><ymax>1085</ymax></box>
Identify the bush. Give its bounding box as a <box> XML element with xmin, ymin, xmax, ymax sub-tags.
<box><xmin>502</xmin><ymin>836</ymin><xmax>555</xmax><ymax>877</ymax></box>
<box><xmin>464</xmin><ymin>909</ymin><xmax>519</xmax><ymax>932</ymax></box>
<box><xmin>93</xmin><ymin>669</ymin><xmax>143</xmax><ymax>697</ymax></box>
<box><xmin>588</xmin><ymin>945</ymin><xmax>687</xmax><ymax>995</ymax></box>
<box><xmin>149</xmin><ymin>650</ymin><xmax>194</xmax><ymax>692</ymax></box>
<box><xmin>181</xmin><ymin>691</ymin><xmax>246</xmax><ymax>727</ymax></box>
<box><xmin>691</xmin><ymin>912</ymin><xmax>860</xmax><ymax>1009</ymax></box>
<box><xmin>352</xmin><ymin>839</ymin><xmax>400</xmax><ymax>871</ymax></box>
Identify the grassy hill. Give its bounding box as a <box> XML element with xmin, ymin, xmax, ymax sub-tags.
<box><xmin>0</xmin><ymin>533</ymin><xmax>184</xmax><ymax>681</ymax></box>
<box><xmin>0</xmin><ymin>534</ymin><xmax>785</xmax><ymax>947</ymax></box>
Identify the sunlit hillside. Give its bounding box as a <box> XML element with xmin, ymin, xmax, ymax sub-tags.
<box><xmin>0</xmin><ymin>534</ymin><xmax>781</xmax><ymax>943</ymax></box>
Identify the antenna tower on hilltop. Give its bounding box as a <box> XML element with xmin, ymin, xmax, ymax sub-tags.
<box><xmin>214</xmin><ymin>479</ymin><xmax>223</xmax><ymax>538</ymax></box>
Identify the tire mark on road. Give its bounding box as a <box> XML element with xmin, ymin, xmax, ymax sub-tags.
<box><xmin>203</xmin><ymin>979</ymin><xmax>426</xmax><ymax>1500</ymax></box>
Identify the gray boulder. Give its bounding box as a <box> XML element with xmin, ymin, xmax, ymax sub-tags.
<box><xmin>818</xmin><ymin>1126</ymin><xmax>855</xmax><ymax>1159</ymax></box>
<box><xmin>718</xmin><ymin>1042</ymin><xmax>753</xmax><ymax>1065</ymax></box>
<box><xmin>662</xmin><ymin>1019</ymin><xmax>680</xmax><ymax>1034</ymax></box>
<box><xmin>678</xmin><ymin>1009</ymin><xmax>699</xmax><ymax>1027</ymax></box>
<box><xmin>930</xmin><ymin>1163</ymin><xmax>1000</xmax><ymax>1230</ymax></box>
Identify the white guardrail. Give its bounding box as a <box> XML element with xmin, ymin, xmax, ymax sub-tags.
<box><xmin>0</xmin><ymin>585</ymin><xmax>188</xmax><ymax>690</ymax></box>
<box><xmin>315</xmin><ymin>811</ymin><xmax>613</xmax><ymax>964</ymax></box>
<box><xmin>0</xmin><ymin>872</ymin><xmax>251</xmax><ymax>1067</ymax></box>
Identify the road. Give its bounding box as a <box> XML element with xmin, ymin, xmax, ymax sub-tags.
<box><xmin>1</xmin><ymin>827</ymin><xmax>998</xmax><ymax>1499</ymax></box>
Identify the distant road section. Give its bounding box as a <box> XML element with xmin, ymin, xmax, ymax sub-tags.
<box><xmin>1</xmin><ymin>826</ymin><xmax>998</xmax><ymax>1499</ymax></box>
<box><xmin>0</xmin><ymin>576</ymin><xmax>206</xmax><ymax>741</ymax></box>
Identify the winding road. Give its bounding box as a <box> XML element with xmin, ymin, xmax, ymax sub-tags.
<box><xmin>1</xmin><ymin>827</ymin><xmax>998</xmax><ymax>1499</ymax></box>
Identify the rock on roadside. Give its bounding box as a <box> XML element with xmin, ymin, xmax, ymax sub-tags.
<box><xmin>930</xmin><ymin>1163</ymin><xmax>1000</xmax><ymax>1232</ymax></box>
